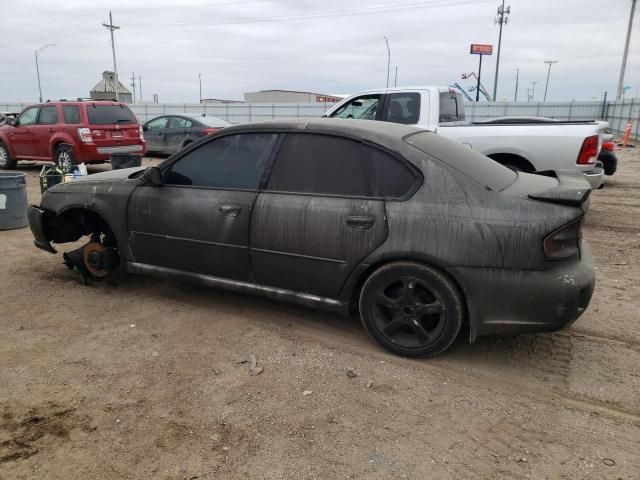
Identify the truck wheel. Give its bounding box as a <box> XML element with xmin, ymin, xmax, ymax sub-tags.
<box><xmin>359</xmin><ymin>261</ymin><xmax>464</xmax><ymax>357</ymax></box>
<box><xmin>0</xmin><ymin>142</ymin><xmax>17</xmax><ymax>170</ymax></box>
<box><xmin>55</xmin><ymin>145</ymin><xmax>77</xmax><ymax>173</ymax></box>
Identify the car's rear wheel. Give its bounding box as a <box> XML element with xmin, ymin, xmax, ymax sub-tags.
<box><xmin>0</xmin><ymin>142</ymin><xmax>17</xmax><ymax>170</ymax></box>
<box><xmin>359</xmin><ymin>262</ymin><xmax>464</xmax><ymax>357</ymax></box>
<box><xmin>55</xmin><ymin>144</ymin><xmax>77</xmax><ymax>173</ymax></box>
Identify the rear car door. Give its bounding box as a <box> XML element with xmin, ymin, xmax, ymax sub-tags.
<box><xmin>31</xmin><ymin>105</ymin><xmax>59</xmax><ymax>159</ymax></box>
<box><xmin>250</xmin><ymin>133</ymin><xmax>389</xmax><ymax>299</ymax></box>
<box><xmin>9</xmin><ymin>107</ymin><xmax>39</xmax><ymax>157</ymax></box>
<box><xmin>128</xmin><ymin>132</ymin><xmax>279</xmax><ymax>281</ymax></box>
<box><xmin>164</xmin><ymin>116</ymin><xmax>193</xmax><ymax>154</ymax></box>
<box><xmin>143</xmin><ymin>116</ymin><xmax>168</xmax><ymax>153</ymax></box>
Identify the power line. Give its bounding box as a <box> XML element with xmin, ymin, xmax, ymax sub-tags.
<box><xmin>102</xmin><ymin>11</ymin><xmax>121</xmax><ymax>102</ymax></box>
<box><xmin>616</xmin><ymin>0</ymin><xmax>637</xmax><ymax>100</ymax></box>
<box><xmin>492</xmin><ymin>0</ymin><xmax>510</xmax><ymax>102</ymax></box>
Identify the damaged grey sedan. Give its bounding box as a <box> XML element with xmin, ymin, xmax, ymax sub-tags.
<box><xmin>28</xmin><ymin>119</ymin><xmax>595</xmax><ymax>357</ymax></box>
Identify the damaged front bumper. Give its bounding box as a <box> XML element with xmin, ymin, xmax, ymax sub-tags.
<box><xmin>449</xmin><ymin>240</ymin><xmax>595</xmax><ymax>340</ymax></box>
<box><xmin>27</xmin><ymin>206</ymin><xmax>56</xmax><ymax>253</ymax></box>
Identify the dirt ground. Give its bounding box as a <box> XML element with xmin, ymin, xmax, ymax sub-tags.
<box><xmin>1</xmin><ymin>147</ymin><xmax>639</xmax><ymax>480</ymax></box>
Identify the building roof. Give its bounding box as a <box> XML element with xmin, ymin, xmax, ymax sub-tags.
<box><xmin>90</xmin><ymin>71</ymin><xmax>131</xmax><ymax>95</ymax></box>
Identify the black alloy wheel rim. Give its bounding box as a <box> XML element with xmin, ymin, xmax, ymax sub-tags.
<box><xmin>58</xmin><ymin>149</ymin><xmax>73</xmax><ymax>173</ymax></box>
<box><xmin>371</xmin><ymin>276</ymin><xmax>446</xmax><ymax>349</ymax></box>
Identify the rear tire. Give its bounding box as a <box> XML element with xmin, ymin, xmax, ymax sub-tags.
<box><xmin>0</xmin><ymin>142</ymin><xmax>17</xmax><ymax>170</ymax></box>
<box><xmin>55</xmin><ymin>144</ymin><xmax>77</xmax><ymax>173</ymax></box>
<box><xmin>359</xmin><ymin>261</ymin><xmax>464</xmax><ymax>357</ymax></box>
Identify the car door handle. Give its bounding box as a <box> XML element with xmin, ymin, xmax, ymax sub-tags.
<box><xmin>48</xmin><ymin>128</ymin><xmax>56</xmax><ymax>133</ymax></box>
<box><xmin>346</xmin><ymin>215</ymin><xmax>376</xmax><ymax>229</ymax></box>
<box><xmin>218</xmin><ymin>204</ymin><xmax>241</xmax><ymax>217</ymax></box>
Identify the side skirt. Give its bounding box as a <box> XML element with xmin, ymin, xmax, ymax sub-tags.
<box><xmin>127</xmin><ymin>262</ymin><xmax>349</xmax><ymax>314</ymax></box>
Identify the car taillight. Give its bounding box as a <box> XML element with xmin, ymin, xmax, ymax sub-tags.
<box><xmin>543</xmin><ymin>218</ymin><xmax>582</xmax><ymax>260</ymax></box>
<box><xmin>202</xmin><ymin>128</ymin><xmax>219</xmax><ymax>135</ymax></box>
<box><xmin>602</xmin><ymin>140</ymin><xmax>615</xmax><ymax>151</ymax></box>
<box><xmin>577</xmin><ymin>135</ymin><xmax>598</xmax><ymax>164</ymax></box>
<box><xmin>77</xmin><ymin>127</ymin><xmax>93</xmax><ymax>143</ymax></box>
<box><xmin>139</xmin><ymin>126</ymin><xmax>145</xmax><ymax>141</ymax></box>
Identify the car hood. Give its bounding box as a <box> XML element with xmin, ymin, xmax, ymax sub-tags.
<box><xmin>71</xmin><ymin>166</ymin><xmax>146</xmax><ymax>183</ymax></box>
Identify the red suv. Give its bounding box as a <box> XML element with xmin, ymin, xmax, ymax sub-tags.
<box><xmin>0</xmin><ymin>101</ymin><xmax>146</xmax><ymax>171</ymax></box>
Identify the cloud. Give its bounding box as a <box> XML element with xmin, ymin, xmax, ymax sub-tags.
<box><xmin>0</xmin><ymin>0</ymin><xmax>638</xmax><ymax>103</ymax></box>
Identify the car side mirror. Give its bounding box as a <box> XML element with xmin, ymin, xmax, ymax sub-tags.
<box><xmin>142</xmin><ymin>124</ymin><xmax>148</xmax><ymax>131</ymax></box>
<box><xmin>143</xmin><ymin>166</ymin><xmax>162</xmax><ymax>186</ymax></box>
<box><xmin>7</xmin><ymin>117</ymin><xmax>16</xmax><ymax>126</ymax></box>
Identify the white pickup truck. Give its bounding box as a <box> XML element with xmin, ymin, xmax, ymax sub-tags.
<box><xmin>322</xmin><ymin>86</ymin><xmax>606</xmax><ymax>188</ymax></box>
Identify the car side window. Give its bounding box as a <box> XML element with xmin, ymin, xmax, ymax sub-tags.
<box><xmin>364</xmin><ymin>146</ymin><xmax>419</xmax><ymax>199</ymax></box>
<box><xmin>166</xmin><ymin>133</ymin><xmax>279</xmax><ymax>189</ymax></box>
<box><xmin>169</xmin><ymin>117</ymin><xmax>192</xmax><ymax>128</ymax></box>
<box><xmin>330</xmin><ymin>95</ymin><xmax>381</xmax><ymax>120</ymax></box>
<box><xmin>267</xmin><ymin>133</ymin><xmax>369</xmax><ymax>197</ymax></box>
<box><xmin>62</xmin><ymin>106</ymin><xmax>81</xmax><ymax>124</ymax></box>
<box><xmin>146</xmin><ymin>117</ymin><xmax>168</xmax><ymax>130</ymax></box>
<box><xmin>17</xmin><ymin>107</ymin><xmax>39</xmax><ymax>126</ymax></box>
<box><xmin>37</xmin><ymin>106</ymin><xmax>58</xmax><ymax>125</ymax></box>
<box><xmin>383</xmin><ymin>92</ymin><xmax>420</xmax><ymax>124</ymax></box>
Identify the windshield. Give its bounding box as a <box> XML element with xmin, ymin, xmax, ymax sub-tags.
<box><xmin>87</xmin><ymin>104</ymin><xmax>137</xmax><ymax>125</ymax></box>
<box><xmin>439</xmin><ymin>92</ymin><xmax>465</xmax><ymax>123</ymax></box>
<box><xmin>404</xmin><ymin>131</ymin><xmax>516</xmax><ymax>191</ymax></box>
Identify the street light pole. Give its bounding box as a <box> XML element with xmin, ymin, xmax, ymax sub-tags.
<box><xmin>530</xmin><ymin>81</ymin><xmax>538</xmax><ymax>102</ymax></box>
<box><xmin>384</xmin><ymin>36</ymin><xmax>391</xmax><ymax>88</ymax></box>
<box><xmin>493</xmin><ymin>0</ymin><xmax>510</xmax><ymax>101</ymax></box>
<box><xmin>543</xmin><ymin>60</ymin><xmax>558</xmax><ymax>102</ymax></box>
<box><xmin>199</xmin><ymin>73</ymin><xmax>203</xmax><ymax>103</ymax></box>
<box><xmin>394</xmin><ymin>66</ymin><xmax>398</xmax><ymax>87</ymax></box>
<box><xmin>34</xmin><ymin>44</ymin><xmax>55</xmax><ymax>103</ymax></box>
<box><xmin>514</xmin><ymin>68</ymin><xmax>519</xmax><ymax>102</ymax></box>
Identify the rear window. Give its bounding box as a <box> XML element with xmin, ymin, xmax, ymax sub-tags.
<box><xmin>87</xmin><ymin>104</ymin><xmax>136</xmax><ymax>125</ymax></box>
<box><xmin>439</xmin><ymin>92</ymin><xmax>465</xmax><ymax>123</ymax></box>
<box><xmin>404</xmin><ymin>131</ymin><xmax>516</xmax><ymax>191</ymax></box>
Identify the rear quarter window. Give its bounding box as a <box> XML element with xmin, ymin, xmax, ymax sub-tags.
<box><xmin>404</xmin><ymin>131</ymin><xmax>516</xmax><ymax>192</ymax></box>
<box><xmin>439</xmin><ymin>92</ymin><xmax>465</xmax><ymax>123</ymax></box>
<box><xmin>86</xmin><ymin>104</ymin><xmax>137</xmax><ymax>125</ymax></box>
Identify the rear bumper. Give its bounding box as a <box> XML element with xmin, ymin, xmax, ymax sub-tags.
<box><xmin>75</xmin><ymin>142</ymin><xmax>146</xmax><ymax>163</ymax></box>
<box><xmin>27</xmin><ymin>206</ymin><xmax>56</xmax><ymax>253</ymax></box>
<box><xmin>448</xmin><ymin>241</ymin><xmax>595</xmax><ymax>340</ymax></box>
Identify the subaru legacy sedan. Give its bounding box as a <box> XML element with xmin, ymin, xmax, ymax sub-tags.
<box><xmin>28</xmin><ymin>119</ymin><xmax>595</xmax><ymax>357</ymax></box>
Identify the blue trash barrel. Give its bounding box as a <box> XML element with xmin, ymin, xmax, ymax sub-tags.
<box><xmin>0</xmin><ymin>172</ymin><xmax>28</xmax><ymax>230</ymax></box>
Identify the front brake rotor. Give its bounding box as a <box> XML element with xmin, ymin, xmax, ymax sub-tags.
<box><xmin>83</xmin><ymin>242</ymin><xmax>110</xmax><ymax>278</ymax></box>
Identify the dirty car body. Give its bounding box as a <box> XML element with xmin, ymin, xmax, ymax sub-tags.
<box><xmin>28</xmin><ymin>119</ymin><xmax>595</xmax><ymax>357</ymax></box>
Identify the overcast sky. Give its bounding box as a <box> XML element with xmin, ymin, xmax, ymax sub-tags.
<box><xmin>0</xmin><ymin>0</ymin><xmax>638</xmax><ymax>103</ymax></box>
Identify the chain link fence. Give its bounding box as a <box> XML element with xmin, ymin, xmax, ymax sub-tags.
<box><xmin>2</xmin><ymin>99</ymin><xmax>638</xmax><ymax>140</ymax></box>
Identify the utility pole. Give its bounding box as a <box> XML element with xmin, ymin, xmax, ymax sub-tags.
<box><xmin>530</xmin><ymin>81</ymin><xmax>538</xmax><ymax>101</ymax></box>
<box><xmin>384</xmin><ymin>36</ymin><xmax>391</xmax><ymax>88</ymax></box>
<box><xmin>543</xmin><ymin>60</ymin><xmax>558</xmax><ymax>102</ymax></box>
<box><xmin>394</xmin><ymin>66</ymin><xmax>398</xmax><ymax>87</ymax></box>
<box><xmin>34</xmin><ymin>44</ymin><xmax>55</xmax><ymax>103</ymax></box>
<box><xmin>514</xmin><ymin>68</ymin><xmax>519</xmax><ymax>102</ymax></box>
<box><xmin>492</xmin><ymin>0</ymin><xmax>510</xmax><ymax>101</ymax></box>
<box><xmin>526</xmin><ymin>88</ymin><xmax>531</xmax><ymax>102</ymax></box>
<box><xmin>102</xmin><ymin>11</ymin><xmax>121</xmax><ymax>101</ymax></box>
<box><xmin>130</xmin><ymin>72</ymin><xmax>136</xmax><ymax>103</ymax></box>
<box><xmin>617</xmin><ymin>0</ymin><xmax>637</xmax><ymax>100</ymax></box>
<box><xmin>199</xmin><ymin>73</ymin><xmax>203</xmax><ymax>103</ymax></box>
<box><xmin>138</xmin><ymin>76</ymin><xmax>142</xmax><ymax>102</ymax></box>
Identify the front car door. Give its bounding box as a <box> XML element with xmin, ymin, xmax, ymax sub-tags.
<box><xmin>127</xmin><ymin>132</ymin><xmax>279</xmax><ymax>281</ymax></box>
<box><xmin>9</xmin><ymin>106</ymin><xmax>40</xmax><ymax>157</ymax></box>
<box><xmin>250</xmin><ymin>133</ymin><xmax>390</xmax><ymax>299</ymax></box>
<box><xmin>164</xmin><ymin>116</ymin><xmax>193</xmax><ymax>154</ymax></box>
<box><xmin>143</xmin><ymin>116</ymin><xmax>169</xmax><ymax>154</ymax></box>
<box><xmin>328</xmin><ymin>94</ymin><xmax>383</xmax><ymax>121</ymax></box>
<box><xmin>31</xmin><ymin>105</ymin><xmax>59</xmax><ymax>159</ymax></box>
